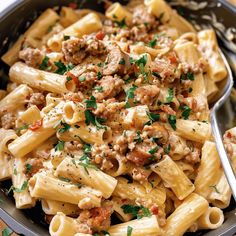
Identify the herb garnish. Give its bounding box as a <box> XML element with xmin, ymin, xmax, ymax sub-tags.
<box><xmin>79</xmin><ymin>76</ymin><xmax>86</xmax><ymax>82</ymax></box>
<box><xmin>121</xmin><ymin>204</ymin><xmax>151</xmax><ymax>219</ymax></box>
<box><xmin>130</xmin><ymin>55</ymin><xmax>148</xmax><ymax>80</ymax></box>
<box><xmin>97</xmin><ymin>71</ymin><xmax>103</xmax><ymax>80</ymax></box>
<box><xmin>125</xmin><ymin>85</ymin><xmax>137</xmax><ymax>108</ymax></box>
<box><xmin>146</xmin><ymin>112</ymin><xmax>160</xmax><ymax>125</ymax></box>
<box><xmin>85</xmin><ymin>96</ymin><xmax>97</xmax><ymax>109</ymax></box>
<box><xmin>164</xmin><ymin>144</ymin><xmax>171</xmax><ymax>154</ymax></box>
<box><xmin>148</xmin><ymin>146</ymin><xmax>159</xmax><ymax>160</ymax></box>
<box><xmin>180</xmin><ymin>72</ymin><xmax>194</xmax><ymax>81</ymax></box>
<box><xmin>165</xmin><ymin>88</ymin><xmax>174</xmax><ymax>103</ymax></box>
<box><xmin>54</xmin><ymin>140</ymin><xmax>65</xmax><ymax>151</ymax></box>
<box><xmin>94</xmin><ymin>86</ymin><xmax>103</xmax><ymax>92</ymax></box>
<box><xmin>209</xmin><ymin>185</ymin><xmax>220</xmax><ymax>194</ymax></box>
<box><xmin>181</xmin><ymin>105</ymin><xmax>191</xmax><ymax>120</ymax></box>
<box><xmin>84</xmin><ymin>110</ymin><xmax>107</xmax><ymax>130</ymax></box>
<box><xmin>58</xmin><ymin>176</ymin><xmax>71</xmax><ymax>182</ymax></box>
<box><xmin>63</xmin><ymin>35</ymin><xmax>70</xmax><ymax>40</ymax></box>
<box><xmin>16</xmin><ymin>124</ymin><xmax>29</xmax><ymax>134</ymax></box>
<box><xmin>54</xmin><ymin>121</ymin><xmax>71</xmax><ymax>133</ymax></box>
<box><xmin>54</xmin><ymin>61</ymin><xmax>74</xmax><ymax>75</ymax></box>
<box><xmin>168</xmin><ymin>115</ymin><xmax>176</xmax><ymax>130</ymax></box>
<box><xmin>7</xmin><ymin>181</ymin><xmax>28</xmax><ymax>194</ymax></box>
<box><xmin>148</xmin><ymin>38</ymin><xmax>157</xmax><ymax>48</ymax></box>
<box><xmin>101</xmin><ymin>231</ymin><xmax>110</xmax><ymax>236</ymax></box>
<box><xmin>114</xmin><ymin>18</ymin><xmax>127</xmax><ymax>28</ymax></box>
<box><xmin>2</xmin><ymin>227</ymin><xmax>13</xmax><ymax>236</ymax></box>
<box><xmin>134</xmin><ymin>131</ymin><xmax>142</xmax><ymax>143</ymax></box>
<box><xmin>127</xmin><ymin>226</ymin><xmax>133</xmax><ymax>236</ymax></box>
<box><xmin>39</xmin><ymin>56</ymin><xmax>50</xmax><ymax>70</ymax></box>
<box><xmin>25</xmin><ymin>163</ymin><xmax>32</xmax><ymax>174</ymax></box>
<box><xmin>119</xmin><ymin>58</ymin><xmax>126</xmax><ymax>65</ymax></box>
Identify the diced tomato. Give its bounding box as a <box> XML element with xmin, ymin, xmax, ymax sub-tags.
<box><xmin>226</xmin><ymin>132</ymin><xmax>232</xmax><ymax>139</ymax></box>
<box><xmin>96</xmin><ymin>31</ymin><xmax>105</xmax><ymax>40</ymax></box>
<box><xmin>29</xmin><ymin>119</ymin><xmax>43</xmax><ymax>131</ymax></box>
<box><xmin>168</xmin><ymin>55</ymin><xmax>178</xmax><ymax>64</ymax></box>
<box><xmin>67</xmin><ymin>71</ymin><xmax>79</xmax><ymax>87</ymax></box>
<box><xmin>150</xmin><ymin>205</ymin><xmax>159</xmax><ymax>215</ymax></box>
<box><xmin>68</xmin><ymin>2</ymin><xmax>77</xmax><ymax>9</ymax></box>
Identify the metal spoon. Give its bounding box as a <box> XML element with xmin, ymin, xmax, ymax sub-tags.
<box><xmin>210</xmin><ymin>49</ymin><xmax>236</xmax><ymax>200</ymax></box>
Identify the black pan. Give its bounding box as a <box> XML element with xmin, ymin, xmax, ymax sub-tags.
<box><xmin>0</xmin><ymin>1</ymin><xmax>236</xmax><ymax>235</ymax></box>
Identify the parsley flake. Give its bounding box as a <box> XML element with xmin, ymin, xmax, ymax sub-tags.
<box><xmin>16</xmin><ymin>124</ymin><xmax>29</xmax><ymax>134</ymax></box>
<box><xmin>134</xmin><ymin>131</ymin><xmax>142</xmax><ymax>143</ymax></box>
<box><xmin>54</xmin><ymin>61</ymin><xmax>74</xmax><ymax>75</ymax></box>
<box><xmin>127</xmin><ymin>226</ymin><xmax>133</xmax><ymax>236</ymax></box>
<box><xmin>146</xmin><ymin>112</ymin><xmax>160</xmax><ymax>125</ymax></box>
<box><xmin>8</xmin><ymin>181</ymin><xmax>28</xmax><ymax>195</ymax></box>
<box><xmin>2</xmin><ymin>227</ymin><xmax>13</xmax><ymax>236</ymax></box>
<box><xmin>63</xmin><ymin>35</ymin><xmax>70</xmax><ymax>40</ymax></box>
<box><xmin>181</xmin><ymin>105</ymin><xmax>191</xmax><ymax>120</ymax></box>
<box><xmin>209</xmin><ymin>185</ymin><xmax>220</xmax><ymax>194</ymax></box>
<box><xmin>168</xmin><ymin>115</ymin><xmax>176</xmax><ymax>130</ymax></box>
<box><xmin>79</xmin><ymin>76</ymin><xmax>86</xmax><ymax>82</ymax></box>
<box><xmin>125</xmin><ymin>85</ymin><xmax>137</xmax><ymax>108</ymax></box>
<box><xmin>180</xmin><ymin>72</ymin><xmax>195</xmax><ymax>81</ymax></box>
<box><xmin>39</xmin><ymin>56</ymin><xmax>50</xmax><ymax>70</ymax></box>
<box><xmin>119</xmin><ymin>58</ymin><xmax>126</xmax><ymax>65</ymax></box>
<box><xmin>94</xmin><ymin>86</ymin><xmax>103</xmax><ymax>92</ymax></box>
<box><xmin>148</xmin><ymin>38</ymin><xmax>157</xmax><ymax>48</ymax></box>
<box><xmin>54</xmin><ymin>140</ymin><xmax>65</xmax><ymax>151</ymax></box>
<box><xmin>121</xmin><ymin>204</ymin><xmax>151</xmax><ymax>219</ymax></box>
<box><xmin>165</xmin><ymin>88</ymin><xmax>174</xmax><ymax>103</ymax></box>
<box><xmin>84</xmin><ymin>110</ymin><xmax>107</xmax><ymax>130</ymax></box>
<box><xmin>164</xmin><ymin>144</ymin><xmax>171</xmax><ymax>154</ymax></box>
<box><xmin>114</xmin><ymin>18</ymin><xmax>127</xmax><ymax>28</ymax></box>
<box><xmin>25</xmin><ymin>163</ymin><xmax>32</xmax><ymax>174</ymax></box>
<box><xmin>85</xmin><ymin>96</ymin><xmax>97</xmax><ymax>109</ymax></box>
<box><xmin>97</xmin><ymin>71</ymin><xmax>103</xmax><ymax>80</ymax></box>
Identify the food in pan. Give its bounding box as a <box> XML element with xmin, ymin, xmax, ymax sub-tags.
<box><xmin>0</xmin><ymin>0</ymin><xmax>230</xmax><ymax>235</ymax></box>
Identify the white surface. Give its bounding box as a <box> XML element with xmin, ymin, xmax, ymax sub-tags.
<box><xmin>0</xmin><ymin>0</ymin><xmax>17</xmax><ymax>13</ymax></box>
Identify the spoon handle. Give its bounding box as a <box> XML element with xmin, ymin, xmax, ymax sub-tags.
<box><xmin>211</xmin><ymin>111</ymin><xmax>236</xmax><ymax>201</ymax></box>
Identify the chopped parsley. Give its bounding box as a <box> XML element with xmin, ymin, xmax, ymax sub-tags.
<box><xmin>121</xmin><ymin>204</ymin><xmax>151</xmax><ymax>219</ymax></box>
<box><xmin>54</xmin><ymin>140</ymin><xmax>65</xmax><ymax>151</ymax></box>
<box><xmin>134</xmin><ymin>131</ymin><xmax>142</xmax><ymax>143</ymax></box>
<box><xmin>119</xmin><ymin>58</ymin><xmax>126</xmax><ymax>65</ymax></box>
<box><xmin>180</xmin><ymin>72</ymin><xmax>195</xmax><ymax>81</ymax></box>
<box><xmin>79</xmin><ymin>76</ymin><xmax>86</xmax><ymax>82</ymax></box>
<box><xmin>54</xmin><ymin>61</ymin><xmax>74</xmax><ymax>75</ymax></box>
<box><xmin>114</xmin><ymin>18</ymin><xmax>127</xmax><ymax>28</ymax></box>
<box><xmin>2</xmin><ymin>227</ymin><xmax>13</xmax><ymax>236</ymax></box>
<box><xmin>71</xmin><ymin>142</ymin><xmax>98</xmax><ymax>174</ymax></box>
<box><xmin>66</xmin><ymin>76</ymin><xmax>72</xmax><ymax>81</ymax></box>
<box><xmin>54</xmin><ymin>121</ymin><xmax>71</xmax><ymax>133</ymax></box>
<box><xmin>25</xmin><ymin>163</ymin><xmax>32</xmax><ymax>174</ymax></box>
<box><xmin>164</xmin><ymin>144</ymin><xmax>171</xmax><ymax>154</ymax></box>
<box><xmin>97</xmin><ymin>71</ymin><xmax>103</xmax><ymax>80</ymax></box>
<box><xmin>7</xmin><ymin>181</ymin><xmax>28</xmax><ymax>194</ymax></box>
<box><xmin>127</xmin><ymin>226</ymin><xmax>133</xmax><ymax>236</ymax></box>
<box><xmin>146</xmin><ymin>111</ymin><xmax>160</xmax><ymax>125</ymax></box>
<box><xmin>78</xmin><ymin>155</ymin><xmax>98</xmax><ymax>173</ymax></box>
<box><xmin>148</xmin><ymin>146</ymin><xmax>159</xmax><ymax>160</ymax></box>
<box><xmin>130</xmin><ymin>55</ymin><xmax>148</xmax><ymax>80</ymax></box>
<box><xmin>58</xmin><ymin>176</ymin><xmax>71</xmax><ymax>182</ymax></box>
<box><xmin>94</xmin><ymin>86</ymin><xmax>103</xmax><ymax>92</ymax></box>
<box><xmin>13</xmin><ymin>168</ymin><xmax>17</xmax><ymax>175</ymax></box>
<box><xmin>125</xmin><ymin>85</ymin><xmax>137</xmax><ymax>108</ymax></box>
<box><xmin>209</xmin><ymin>185</ymin><xmax>220</xmax><ymax>194</ymax></box>
<box><xmin>181</xmin><ymin>105</ymin><xmax>191</xmax><ymax>120</ymax></box>
<box><xmin>63</xmin><ymin>35</ymin><xmax>70</xmax><ymax>40</ymax></box>
<box><xmin>165</xmin><ymin>88</ymin><xmax>174</xmax><ymax>103</ymax></box>
<box><xmin>168</xmin><ymin>115</ymin><xmax>176</xmax><ymax>130</ymax></box>
<box><xmin>148</xmin><ymin>38</ymin><xmax>157</xmax><ymax>48</ymax></box>
<box><xmin>101</xmin><ymin>231</ymin><xmax>110</xmax><ymax>236</ymax></box>
<box><xmin>16</xmin><ymin>124</ymin><xmax>29</xmax><ymax>134</ymax></box>
<box><xmin>39</xmin><ymin>56</ymin><xmax>50</xmax><ymax>70</ymax></box>
<box><xmin>85</xmin><ymin>96</ymin><xmax>97</xmax><ymax>109</ymax></box>
<box><xmin>84</xmin><ymin>110</ymin><xmax>107</xmax><ymax>130</ymax></box>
